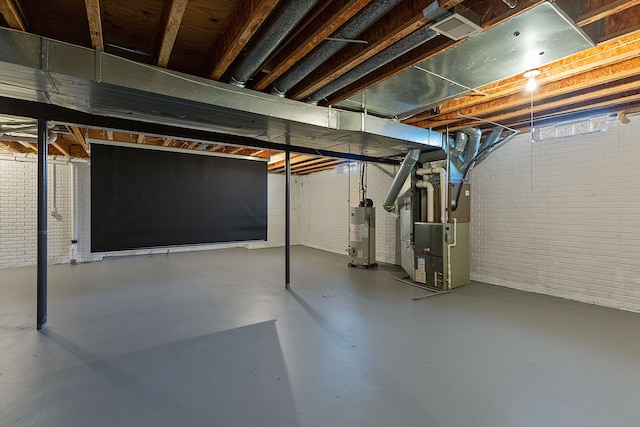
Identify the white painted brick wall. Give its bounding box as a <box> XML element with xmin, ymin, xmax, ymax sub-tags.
<box><xmin>1</xmin><ymin>159</ymin><xmax>300</xmax><ymax>268</ymax></box>
<box><xmin>300</xmin><ymin>164</ymin><xmax>400</xmax><ymax>264</ymax></box>
<box><xmin>471</xmin><ymin>116</ymin><xmax>640</xmax><ymax>313</ymax></box>
<box><xmin>0</xmin><ymin>156</ymin><xmax>72</xmax><ymax>268</ymax></box>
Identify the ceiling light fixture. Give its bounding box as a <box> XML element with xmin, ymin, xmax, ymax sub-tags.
<box><xmin>523</xmin><ymin>69</ymin><xmax>541</xmax><ymax>91</ymax></box>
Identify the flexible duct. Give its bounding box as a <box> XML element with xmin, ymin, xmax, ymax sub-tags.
<box><xmin>415</xmin><ymin>180</ymin><xmax>435</xmax><ymax>222</ymax></box>
<box><xmin>416</xmin><ymin>166</ymin><xmax>447</xmax><ymax>223</ymax></box>
<box><xmin>229</xmin><ymin>0</ymin><xmax>320</xmax><ymax>87</ymax></box>
<box><xmin>383</xmin><ymin>148</ymin><xmax>421</xmax><ymax>212</ymax></box>
<box><xmin>272</xmin><ymin>0</ymin><xmax>404</xmax><ymax>96</ymax></box>
<box><xmin>308</xmin><ymin>6</ymin><xmax>448</xmax><ymax>104</ymax></box>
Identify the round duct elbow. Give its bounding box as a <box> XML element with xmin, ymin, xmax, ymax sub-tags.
<box><xmin>271</xmin><ymin>86</ymin><xmax>286</xmax><ymax>98</ymax></box>
<box><xmin>229</xmin><ymin>76</ymin><xmax>247</xmax><ymax>88</ymax></box>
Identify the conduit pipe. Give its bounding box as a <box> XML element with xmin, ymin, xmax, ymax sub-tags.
<box><xmin>416</xmin><ymin>166</ymin><xmax>447</xmax><ymax>223</ymax></box>
<box><xmin>272</xmin><ymin>0</ymin><xmax>404</xmax><ymax>96</ymax></box>
<box><xmin>69</xmin><ymin>163</ymin><xmax>77</xmax><ymax>264</ymax></box>
<box><xmin>308</xmin><ymin>10</ymin><xmax>447</xmax><ymax>104</ymax></box>
<box><xmin>446</xmin><ymin>218</ymin><xmax>457</xmax><ymax>290</ymax></box>
<box><xmin>230</xmin><ymin>0</ymin><xmax>320</xmax><ymax>87</ymax></box>
<box><xmin>383</xmin><ymin>148</ymin><xmax>421</xmax><ymax>212</ymax></box>
<box><xmin>415</xmin><ymin>180</ymin><xmax>435</xmax><ymax>222</ymax></box>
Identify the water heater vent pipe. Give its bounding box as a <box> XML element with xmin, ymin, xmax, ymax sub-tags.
<box><xmin>415</xmin><ymin>180</ymin><xmax>434</xmax><ymax>222</ymax></box>
<box><xmin>416</xmin><ymin>166</ymin><xmax>447</xmax><ymax>223</ymax></box>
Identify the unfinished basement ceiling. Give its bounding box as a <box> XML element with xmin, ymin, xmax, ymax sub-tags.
<box><xmin>337</xmin><ymin>2</ymin><xmax>594</xmax><ymax>118</ymax></box>
<box><xmin>0</xmin><ymin>0</ymin><xmax>638</xmax><ymax>169</ymax></box>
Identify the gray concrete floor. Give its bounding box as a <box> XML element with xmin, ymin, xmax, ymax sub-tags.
<box><xmin>1</xmin><ymin>246</ymin><xmax>639</xmax><ymax>427</ymax></box>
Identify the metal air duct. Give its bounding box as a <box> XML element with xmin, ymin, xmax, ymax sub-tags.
<box><xmin>308</xmin><ymin>24</ymin><xmax>440</xmax><ymax>104</ymax></box>
<box><xmin>382</xmin><ymin>148</ymin><xmax>421</xmax><ymax>212</ymax></box>
<box><xmin>272</xmin><ymin>0</ymin><xmax>404</xmax><ymax>97</ymax></box>
<box><xmin>229</xmin><ymin>0</ymin><xmax>320</xmax><ymax>88</ymax></box>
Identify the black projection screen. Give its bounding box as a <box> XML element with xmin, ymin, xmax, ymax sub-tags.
<box><xmin>91</xmin><ymin>142</ymin><xmax>267</xmax><ymax>252</ymax></box>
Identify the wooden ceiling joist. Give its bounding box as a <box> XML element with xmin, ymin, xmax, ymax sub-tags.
<box><xmin>0</xmin><ymin>0</ymin><xmax>27</xmax><ymax>31</ymax></box>
<box><xmin>288</xmin><ymin>0</ymin><xmax>465</xmax><ymax>101</ymax></box>
<box><xmin>268</xmin><ymin>154</ymin><xmax>312</xmax><ymax>169</ymax></box>
<box><xmin>576</xmin><ymin>0</ymin><xmax>640</xmax><ymax>27</ymax></box>
<box><xmin>269</xmin><ymin>156</ymin><xmax>339</xmax><ymax>173</ymax></box>
<box><xmin>51</xmin><ymin>138</ymin><xmax>72</xmax><ymax>157</ymax></box>
<box><xmin>253</xmin><ymin>0</ymin><xmax>373</xmax><ymax>91</ymax></box>
<box><xmin>444</xmin><ymin>80</ymin><xmax>640</xmax><ymax>133</ymax></box>
<box><xmin>326</xmin><ymin>0</ymin><xmax>546</xmax><ymax>106</ymax></box>
<box><xmin>84</xmin><ymin>0</ymin><xmax>104</xmax><ymax>50</ymax></box>
<box><xmin>162</xmin><ymin>137</ymin><xmax>173</xmax><ymax>146</ymax></box>
<box><xmin>413</xmin><ymin>55</ymin><xmax>640</xmax><ymax>130</ymax></box>
<box><xmin>405</xmin><ymin>33</ymin><xmax>640</xmax><ymax>127</ymax></box>
<box><xmin>156</xmin><ymin>0</ymin><xmax>189</xmax><ymax>67</ymax></box>
<box><xmin>207</xmin><ymin>0</ymin><xmax>281</xmax><ymax>80</ymax></box>
<box><xmin>70</xmin><ymin>126</ymin><xmax>91</xmax><ymax>157</ymax></box>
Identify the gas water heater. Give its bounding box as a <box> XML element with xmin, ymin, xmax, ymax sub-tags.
<box><xmin>348</xmin><ymin>206</ymin><xmax>376</xmax><ymax>268</ymax></box>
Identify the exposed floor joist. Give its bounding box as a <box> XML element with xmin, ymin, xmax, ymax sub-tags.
<box><xmin>0</xmin><ymin>0</ymin><xmax>26</xmax><ymax>31</ymax></box>
<box><xmin>84</xmin><ymin>0</ymin><xmax>104</xmax><ymax>50</ymax></box>
<box><xmin>156</xmin><ymin>0</ymin><xmax>189</xmax><ymax>67</ymax></box>
<box><xmin>207</xmin><ymin>0</ymin><xmax>281</xmax><ymax>80</ymax></box>
<box><xmin>288</xmin><ymin>0</ymin><xmax>466</xmax><ymax>101</ymax></box>
<box><xmin>253</xmin><ymin>0</ymin><xmax>373</xmax><ymax>91</ymax></box>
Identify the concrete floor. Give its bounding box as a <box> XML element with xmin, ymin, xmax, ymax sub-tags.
<box><xmin>1</xmin><ymin>246</ymin><xmax>639</xmax><ymax>427</ymax></box>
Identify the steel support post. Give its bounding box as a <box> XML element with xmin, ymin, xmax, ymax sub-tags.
<box><xmin>37</xmin><ymin>118</ymin><xmax>48</xmax><ymax>330</ymax></box>
<box><xmin>285</xmin><ymin>149</ymin><xmax>291</xmax><ymax>289</ymax></box>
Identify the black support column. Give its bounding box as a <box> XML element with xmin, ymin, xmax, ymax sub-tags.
<box><xmin>37</xmin><ymin>118</ymin><xmax>48</xmax><ymax>330</ymax></box>
<box><xmin>285</xmin><ymin>149</ymin><xmax>291</xmax><ymax>290</ymax></box>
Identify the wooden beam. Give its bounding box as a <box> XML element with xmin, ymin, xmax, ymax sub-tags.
<box><xmin>70</xmin><ymin>126</ymin><xmax>91</xmax><ymax>157</ymax></box>
<box><xmin>137</xmin><ymin>134</ymin><xmax>146</xmax><ymax>144</ymax></box>
<box><xmin>156</xmin><ymin>0</ymin><xmax>189</xmax><ymax>67</ymax></box>
<box><xmin>270</xmin><ymin>156</ymin><xmax>336</xmax><ymax>172</ymax></box>
<box><xmin>51</xmin><ymin>137</ymin><xmax>72</xmax><ymax>157</ymax></box>
<box><xmin>268</xmin><ymin>154</ymin><xmax>312</xmax><ymax>169</ymax></box>
<box><xmin>413</xmin><ymin>57</ymin><xmax>640</xmax><ymax>130</ymax></box>
<box><xmin>187</xmin><ymin>141</ymin><xmax>199</xmax><ymax>149</ymax></box>
<box><xmin>577</xmin><ymin>0</ymin><xmax>640</xmax><ymax>27</ymax></box>
<box><xmin>1</xmin><ymin>141</ymin><xmax>31</xmax><ymax>153</ymax></box>
<box><xmin>253</xmin><ymin>0</ymin><xmax>373</xmax><ymax>91</ymax></box>
<box><xmin>289</xmin><ymin>0</ymin><xmax>465</xmax><ymax>101</ymax></box>
<box><xmin>444</xmin><ymin>78</ymin><xmax>640</xmax><ymax>132</ymax></box>
<box><xmin>106</xmin><ymin>130</ymin><xmax>114</xmax><ymax>140</ymax></box>
<box><xmin>292</xmin><ymin>159</ymin><xmax>345</xmax><ymax>174</ymax></box>
<box><xmin>228</xmin><ymin>146</ymin><xmax>246</xmax><ymax>154</ymax></box>
<box><xmin>162</xmin><ymin>137</ymin><xmax>174</xmax><ymax>146</ymax></box>
<box><xmin>0</xmin><ymin>0</ymin><xmax>27</xmax><ymax>31</ymax></box>
<box><xmin>207</xmin><ymin>0</ymin><xmax>281</xmax><ymax>80</ymax></box>
<box><xmin>405</xmin><ymin>33</ymin><xmax>640</xmax><ymax>125</ymax></box>
<box><xmin>251</xmin><ymin>149</ymin><xmax>268</xmax><ymax>157</ymax></box>
<box><xmin>84</xmin><ymin>0</ymin><xmax>104</xmax><ymax>50</ymax></box>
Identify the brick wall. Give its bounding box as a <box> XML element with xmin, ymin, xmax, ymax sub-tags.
<box><xmin>471</xmin><ymin>116</ymin><xmax>640</xmax><ymax>313</ymax></box>
<box><xmin>299</xmin><ymin>164</ymin><xmax>400</xmax><ymax>264</ymax></box>
<box><xmin>1</xmin><ymin>158</ymin><xmax>299</xmax><ymax>267</ymax></box>
<box><xmin>0</xmin><ymin>156</ymin><xmax>72</xmax><ymax>268</ymax></box>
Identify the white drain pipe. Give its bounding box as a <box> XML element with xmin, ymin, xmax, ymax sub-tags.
<box><xmin>416</xmin><ymin>167</ymin><xmax>447</xmax><ymax>224</ymax></box>
<box><xmin>415</xmin><ymin>180</ymin><xmax>434</xmax><ymax>222</ymax></box>
<box><xmin>447</xmin><ymin>218</ymin><xmax>457</xmax><ymax>290</ymax></box>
